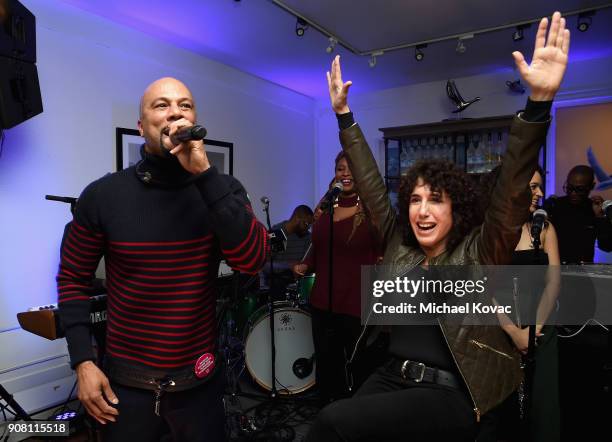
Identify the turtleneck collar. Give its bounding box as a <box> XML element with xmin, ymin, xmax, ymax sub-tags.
<box><xmin>134</xmin><ymin>144</ymin><xmax>200</xmax><ymax>188</ymax></box>
<box><xmin>336</xmin><ymin>193</ymin><xmax>359</xmax><ymax>208</ymax></box>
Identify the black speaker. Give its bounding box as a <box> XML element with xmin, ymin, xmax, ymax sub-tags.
<box><xmin>0</xmin><ymin>0</ymin><xmax>42</xmax><ymax>129</ymax></box>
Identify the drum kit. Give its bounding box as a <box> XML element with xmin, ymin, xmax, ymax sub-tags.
<box><xmin>218</xmin><ymin>274</ymin><xmax>317</xmax><ymax>395</ymax></box>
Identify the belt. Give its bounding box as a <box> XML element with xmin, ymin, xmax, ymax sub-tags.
<box><xmin>386</xmin><ymin>358</ymin><xmax>461</xmax><ymax>390</ymax></box>
<box><xmin>104</xmin><ymin>356</ymin><xmax>221</xmax><ymax>393</ymax></box>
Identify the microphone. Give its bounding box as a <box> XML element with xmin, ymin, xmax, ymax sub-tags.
<box><xmin>260</xmin><ymin>196</ymin><xmax>270</xmax><ymax>206</ymax></box>
<box><xmin>292</xmin><ymin>354</ymin><xmax>315</xmax><ymax>379</ymax></box>
<box><xmin>530</xmin><ymin>209</ymin><xmax>547</xmax><ymax>243</ymax></box>
<box><xmin>318</xmin><ymin>182</ymin><xmax>344</xmax><ymax>211</ymax></box>
<box><xmin>603</xmin><ymin>200</ymin><xmax>612</xmax><ymax>220</ymax></box>
<box><xmin>172</xmin><ymin>125</ymin><xmax>207</xmax><ymax>142</ymax></box>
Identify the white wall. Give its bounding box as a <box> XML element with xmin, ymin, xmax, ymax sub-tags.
<box><xmin>0</xmin><ymin>0</ymin><xmax>315</xmax><ymax>413</ymax></box>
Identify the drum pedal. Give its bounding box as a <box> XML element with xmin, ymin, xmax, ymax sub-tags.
<box><xmin>239</xmin><ymin>414</ymin><xmax>259</xmax><ymax>433</ymax></box>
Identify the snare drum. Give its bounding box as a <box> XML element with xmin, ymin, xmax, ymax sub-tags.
<box><xmin>244</xmin><ymin>301</ymin><xmax>315</xmax><ymax>394</ymax></box>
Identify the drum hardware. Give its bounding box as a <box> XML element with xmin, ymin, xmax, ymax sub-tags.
<box><xmin>244</xmin><ymin>301</ymin><xmax>315</xmax><ymax>394</ymax></box>
<box><xmin>292</xmin><ymin>354</ymin><xmax>315</xmax><ymax>379</ymax></box>
<box><xmin>218</xmin><ymin>196</ymin><xmax>319</xmax><ymax>435</ymax></box>
<box><xmin>217</xmin><ymin>277</ymin><xmax>265</xmax><ymax>398</ymax></box>
<box><xmin>261</xmin><ymin>196</ymin><xmax>282</xmax><ymax>399</ymax></box>
<box><xmin>284</xmin><ymin>274</ymin><xmax>314</xmax><ymax>306</ymax></box>
<box><xmin>226</xmin><ymin>198</ymin><xmax>318</xmax><ymax>397</ymax></box>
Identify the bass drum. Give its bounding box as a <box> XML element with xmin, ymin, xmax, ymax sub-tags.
<box><xmin>244</xmin><ymin>301</ymin><xmax>315</xmax><ymax>394</ymax></box>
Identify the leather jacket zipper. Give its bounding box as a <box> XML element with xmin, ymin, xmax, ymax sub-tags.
<box><xmin>439</xmin><ymin>319</ymin><xmax>481</xmax><ymax>423</ymax></box>
<box><xmin>469</xmin><ymin>339</ymin><xmax>514</xmax><ymax>360</ymax></box>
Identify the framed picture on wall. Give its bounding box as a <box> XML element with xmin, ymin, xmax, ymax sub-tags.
<box><xmin>115</xmin><ymin>127</ymin><xmax>143</xmax><ymax>171</ymax></box>
<box><xmin>204</xmin><ymin>140</ymin><xmax>234</xmax><ymax>175</ymax></box>
<box><xmin>115</xmin><ymin>127</ymin><xmax>234</xmax><ymax>175</ymax></box>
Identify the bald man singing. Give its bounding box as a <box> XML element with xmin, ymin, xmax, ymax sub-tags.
<box><xmin>57</xmin><ymin>77</ymin><xmax>268</xmax><ymax>441</ymax></box>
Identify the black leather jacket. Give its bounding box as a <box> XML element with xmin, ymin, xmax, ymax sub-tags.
<box><xmin>340</xmin><ymin>115</ymin><xmax>550</xmax><ymax>419</ymax></box>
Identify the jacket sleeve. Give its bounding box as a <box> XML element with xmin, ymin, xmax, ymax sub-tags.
<box><xmin>57</xmin><ymin>181</ymin><xmax>105</xmax><ymax>369</ymax></box>
<box><xmin>339</xmin><ymin>124</ymin><xmax>397</xmax><ymax>252</ymax></box>
<box><xmin>474</xmin><ymin>115</ymin><xmax>551</xmax><ymax>265</ymax></box>
<box><xmin>194</xmin><ymin>167</ymin><xmax>269</xmax><ymax>274</ymax></box>
<box><xmin>595</xmin><ymin>217</ymin><xmax>612</xmax><ymax>252</ymax></box>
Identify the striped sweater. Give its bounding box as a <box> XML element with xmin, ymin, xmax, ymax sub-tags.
<box><xmin>57</xmin><ymin>150</ymin><xmax>268</xmax><ymax>372</ymax></box>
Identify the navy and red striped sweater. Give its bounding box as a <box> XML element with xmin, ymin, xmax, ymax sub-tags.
<box><xmin>57</xmin><ymin>150</ymin><xmax>268</xmax><ymax>372</ymax></box>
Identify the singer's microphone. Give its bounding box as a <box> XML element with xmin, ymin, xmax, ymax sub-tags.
<box><xmin>603</xmin><ymin>200</ymin><xmax>612</xmax><ymax>220</ymax></box>
<box><xmin>319</xmin><ymin>182</ymin><xmax>344</xmax><ymax>211</ymax></box>
<box><xmin>173</xmin><ymin>125</ymin><xmax>207</xmax><ymax>142</ymax></box>
<box><xmin>260</xmin><ymin>196</ymin><xmax>270</xmax><ymax>206</ymax></box>
<box><xmin>530</xmin><ymin>208</ymin><xmax>547</xmax><ymax>242</ymax></box>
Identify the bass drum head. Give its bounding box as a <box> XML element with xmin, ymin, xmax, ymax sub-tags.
<box><xmin>244</xmin><ymin>301</ymin><xmax>315</xmax><ymax>394</ymax></box>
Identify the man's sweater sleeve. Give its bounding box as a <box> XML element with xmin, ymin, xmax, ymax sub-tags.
<box><xmin>57</xmin><ymin>180</ymin><xmax>105</xmax><ymax>368</ymax></box>
<box><xmin>194</xmin><ymin>167</ymin><xmax>269</xmax><ymax>274</ymax></box>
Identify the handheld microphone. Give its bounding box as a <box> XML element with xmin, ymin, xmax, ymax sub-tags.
<box><xmin>603</xmin><ymin>200</ymin><xmax>612</xmax><ymax>220</ymax></box>
<box><xmin>260</xmin><ymin>196</ymin><xmax>270</xmax><ymax>206</ymax></box>
<box><xmin>530</xmin><ymin>209</ymin><xmax>547</xmax><ymax>243</ymax></box>
<box><xmin>173</xmin><ymin>125</ymin><xmax>207</xmax><ymax>142</ymax></box>
<box><xmin>318</xmin><ymin>182</ymin><xmax>344</xmax><ymax>211</ymax></box>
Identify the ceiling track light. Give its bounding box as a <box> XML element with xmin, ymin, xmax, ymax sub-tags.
<box><xmin>577</xmin><ymin>11</ymin><xmax>595</xmax><ymax>32</ymax></box>
<box><xmin>295</xmin><ymin>17</ymin><xmax>308</xmax><ymax>37</ymax></box>
<box><xmin>456</xmin><ymin>34</ymin><xmax>473</xmax><ymax>54</ymax></box>
<box><xmin>414</xmin><ymin>44</ymin><xmax>426</xmax><ymax>61</ymax></box>
<box><xmin>512</xmin><ymin>23</ymin><xmax>531</xmax><ymax>42</ymax></box>
<box><xmin>368</xmin><ymin>51</ymin><xmax>383</xmax><ymax>68</ymax></box>
<box><xmin>326</xmin><ymin>37</ymin><xmax>338</xmax><ymax>53</ymax></box>
<box><xmin>455</xmin><ymin>40</ymin><xmax>466</xmax><ymax>54</ymax></box>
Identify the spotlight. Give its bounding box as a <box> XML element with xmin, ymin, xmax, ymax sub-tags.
<box><xmin>512</xmin><ymin>24</ymin><xmax>530</xmax><ymax>42</ymax></box>
<box><xmin>368</xmin><ymin>51</ymin><xmax>383</xmax><ymax>68</ymax></box>
<box><xmin>506</xmin><ymin>79</ymin><xmax>526</xmax><ymax>94</ymax></box>
<box><xmin>577</xmin><ymin>11</ymin><xmax>594</xmax><ymax>32</ymax></box>
<box><xmin>295</xmin><ymin>18</ymin><xmax>308</xmax><ymax>37</ymax></box>
<box><xmin>456</xmin><ymin>40</ymin><xmax>466</xmax><ymax>54</ymax></box>
<box><xmin>415</xmin><ymin>44</ymin><xmax>426</xmax><ymax>61</ymax></box>
<box><xmin>456</xmin><ymin>34</ymin><xmax>473</xmax><ymax>54</ymax></box>
<box><xmin>326</xmin><ymin>37</ymin><xmax>338</xmax><ymax>53</ymax></box>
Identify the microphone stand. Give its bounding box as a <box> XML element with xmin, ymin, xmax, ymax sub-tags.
<box><xmin>0</xmin><ymin>384</ymin><xmax>31</xmax><ymax>421</ymax></box>
<box><xmin>45</xmin><ymin>194</ymin><xmax>77</xmax><ymax>214</ymax></box>
<box><xmin>523</xmin><ymin>231</ymin><xmax>542</xmax><ymax>441</ymax></box>
<box><xmin>326</xmin><ymin>192</ymin><xmax>335</xmax><ymax>347</ymax></box>
<box><xmin>262</xmin><ymin>200</ymin><xmax>278</xmax><ymax>398</ymax></box>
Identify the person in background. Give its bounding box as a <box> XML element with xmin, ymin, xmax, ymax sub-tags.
<box><xmin>293</xmin><ymin>152</ymin><xmax>384</xmax><ymax>405</ymax></box>
<box><xmin>264</xmin><ymin>205</ymin><xmax>313</xmax><ymax>291</ymax></box>
<box><xmin>543</xmin><ymin>168</ymin><xmax>611</xmax><ymax>440</ymax></box>
<box><xmin>544</xmin><ymin>165</ymin><xmax>612</xmax><ymax>264</ymax></box>
<box><xmin>478</xmin><ymin>165</ymin><xmax>561</xmax><ymax>442</ymax></box>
